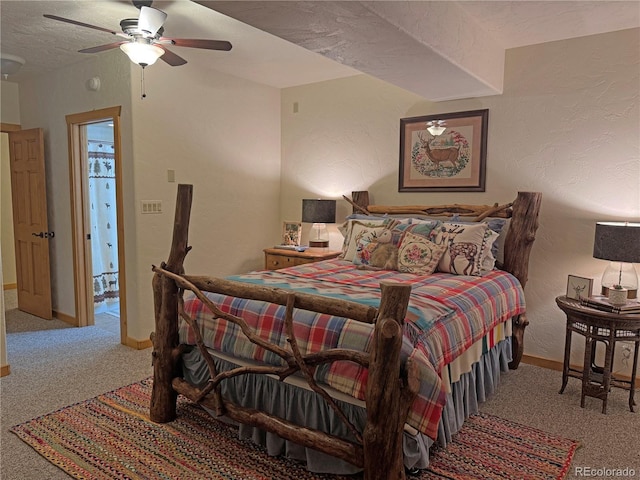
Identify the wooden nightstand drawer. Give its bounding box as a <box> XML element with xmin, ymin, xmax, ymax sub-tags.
<box><xmin>263</xmin><ymin>248</ymin><xmax>341</xmax><ymax>271</ymax></box>
<box><xmin>265</xmin><ymin>253</ymin><xmax>297</xmax><ymax>270</ymax></box>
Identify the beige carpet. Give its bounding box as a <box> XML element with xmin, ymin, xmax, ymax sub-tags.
<box><xmin>1</xmin><ymin>291</ymin><xmax>638</xmax><ymax>479</ymax></box>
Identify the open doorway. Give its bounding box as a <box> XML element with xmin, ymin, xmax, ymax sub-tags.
<box><xmin>67</xmin><ymin>107</ymin><xmax>127</xmax><ymax>344</ymax></box>
<box><xmin>85</xmin><ymin>122</ymin><xmax>120</xmax><ymax>330</ymax></box>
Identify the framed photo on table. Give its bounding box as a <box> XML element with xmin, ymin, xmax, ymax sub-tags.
<box><xmin>399</xmin><ymin>109</ymin><xmax>488</xmax><ymax>192</ymax></box>
<box><xmin>282</xmin><ymin>221</ymin><xmax>302</xmax><ymax>246</ymax></box>
<box><xmin>566</xmin><ymin>275</ymin><xmax>593</xmax><ymax>300</ymax></box>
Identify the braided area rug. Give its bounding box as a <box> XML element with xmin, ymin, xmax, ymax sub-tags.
<box><xmin>10</xmin><ymin>378</ymin><xmax>578</xmax><ymax>480</ymax></box>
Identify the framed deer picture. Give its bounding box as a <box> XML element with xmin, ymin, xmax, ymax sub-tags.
<box><xmin>566</xmin><ymin>275</ymin><xmax>593</xmax><ymax>300</ymax></box>
<box><xmin>398</xmin><ymin>109</ymin><xmax>488</xmax><ymax>192</ymax></box>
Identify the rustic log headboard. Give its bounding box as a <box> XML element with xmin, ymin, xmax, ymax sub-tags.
<box><xmin>345</xmin><ymin>190</ymin><xmax>542</xmax><ymax>368</ymax></box>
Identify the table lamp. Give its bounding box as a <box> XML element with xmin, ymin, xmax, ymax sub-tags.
<box><xmin>593</xmin><ymin>221</ymin><xmax>640</xmax><ymax>300</ymax></box>
<box><xmin>302</xmin><ymin>199</ymin><xmax>336</xmax><ymax>248</ymax></box>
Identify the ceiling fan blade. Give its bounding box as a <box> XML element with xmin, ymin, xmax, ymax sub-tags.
<box><xmin>159</xmin><ymin>47</ymin><xmax>187</xmax><ymax>66</ymax></box>
<box><xmin>162</xmin><ymin>38</ymin><xmax>232</xmax><ymax>51</ymax></box>
<box><xmin>43</xmin><ymin>14</ymin><xmax>119</xmax><ymax>36</ymax></box>
<box><xmin>79</xmin><ymin>42</ymin><xmax>128</xmax><ymax>54</ymax></box>
<box><xmin>138</xmin><ymin>6</ymin><xmax>167</xmax><ymax>36</ymax></box>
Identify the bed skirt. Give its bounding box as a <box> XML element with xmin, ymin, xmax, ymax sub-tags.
<box><xmin>181</xmin><ymin>338</ymin><xmax>511</xmax><ymax>474</ymax></box>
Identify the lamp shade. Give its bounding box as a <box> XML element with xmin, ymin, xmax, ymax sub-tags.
<box><xmin>593</xmin><ymin>222</ymin><xmax>640</xmax><ymax>263</ymax></box>
<box><xmin>302</xmin><ymin>199</ymin><xmax>336</xmax><ymax>224</ymax></box>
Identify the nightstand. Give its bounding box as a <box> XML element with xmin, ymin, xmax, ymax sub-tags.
<box><xmin>263</xmin><ymin>248</ymin><xmax>342</xmax><ymax>271</ymax></box>
<box><xmin>556</xmin><ymin>295</ymin><xmax>640</xmax><ymax>413</ymax></box>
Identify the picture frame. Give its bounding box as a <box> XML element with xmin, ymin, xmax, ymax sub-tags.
<box><xmin>566</xmin><ymin>275</ymin><xmax>594</xmax><ymax>300</ymax></box>
<box><xmin>398</xmin><ymin>109</ymin><xmax>488</xmax><ymax>192</ymax></box>
<box><xmin>282</xmin><ymin>221</ymin><xmax>302</xmax><ymax>246</ymax></box>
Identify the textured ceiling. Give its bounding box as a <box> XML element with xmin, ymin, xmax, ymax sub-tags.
<box><xmin>0</xmin><ymin>0</ymin><xmax>359</xmax><ymax>87</ymax></box>
<box><xmin>1</xmin><ymin>0</ymin><xmax>639</xmax><ymax>100</ymax></box>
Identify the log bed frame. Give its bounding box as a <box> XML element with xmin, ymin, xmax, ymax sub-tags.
<box><xmin>151</xmin><ymin>185</ymin><xmax>541</xmax><ymax>480</ymax></box>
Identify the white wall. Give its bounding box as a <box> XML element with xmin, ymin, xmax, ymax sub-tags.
<box><xmin>18</xmin><ymin>50</ymin><xmax>134</xmax><ymax>320</ymax></box>
<box><xmin>0</xmin><ymin>81</ymin><xmax>21</xmax><ymax>124</ymax></box>
<box><xmin>281</xmin><ymin>28</ymin><xmax>640</xmax><ymax>376</ymax></box>
<box><xmin>1</xmin><ymin>80</ymin><xmax>21</xmax><ymax>373</ymax></box>
<box><xmin>127</xmin><ymin>62</ymin><xmax>281</xmax><ymax>341</ymax></box>
<box><xmin>1</xmin><ymin>81</ymin><xmax>20</xmax><ymax>286</ymax></box>
<box><xmin>17</xmin><ymin>50</ymin><xmax>282</xmax><ymax>343</ymax></box>
<box><xmin>1</xmin><ymin>133</ymin><xmax>16</xmax><ymax>286</ymax></box>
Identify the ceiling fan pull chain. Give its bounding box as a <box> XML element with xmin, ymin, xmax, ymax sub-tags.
<box><xmin>141</xmin><ymin>65</ymin><xmax>147</xmax><ymax>99</ymax></box>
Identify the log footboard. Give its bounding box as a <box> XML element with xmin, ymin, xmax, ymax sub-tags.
<box><xmin>151</xmin><ymin>184</ymin><xmax>416</xmax><ymax>479</ymax></box>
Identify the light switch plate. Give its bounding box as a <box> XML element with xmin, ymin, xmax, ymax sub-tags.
<box><xmin>141</xmin><ymin>200</ymin><xmax>162</xmax><ymax>214</ymax></box>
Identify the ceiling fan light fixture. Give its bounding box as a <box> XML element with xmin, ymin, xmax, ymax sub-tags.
<box><xmin>120</xmin><ymin>42</ymin><xmax>164</xmax><ymax>66</ymax></box>
<box><xmin>1</xmin><ymin>53</ymin><xmax>26</xmax><ymax>78</ymax></box>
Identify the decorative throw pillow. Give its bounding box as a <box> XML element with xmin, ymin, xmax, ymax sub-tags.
<box><xmin>390</xmin><ymin>220</ymin><xmax>442</xmax><ymax>247</ymax></box>
<box><xmin>354</xmin><ymin>238</ymin><xmax>375</xmax><ymax>266</ymax></box>
<box><xmin>449</xmin><ymin>215</ymin><xmax>509</xmax><ymax>259</ymax></box>
<box><xmin>341</xmin><ymin>221</ymin><xmax>393</xmax><ymax>261</ymax></box>
<box><xmin>354</xmin><ymin>229</ymin><xmax>399</xmax><ymax>270</ymax></box>
<box><xmin>431</xmin><ymin>222</ymin><xmax>499</xmax><ymax>276</ymax></box>
<box><xmin>397</xmin><ymin>231</ymin><xmax>447</xmax><ymax>275</ymax></box>
<box><xmin>338</xmin><ymin>219</ymin><xmax>388</xmax><ymax>258</ymax></box>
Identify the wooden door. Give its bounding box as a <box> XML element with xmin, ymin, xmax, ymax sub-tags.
<box><xmin>8</xmin><ymin>128</ymin><xmax>52</xmax><ymax>319</ymax></box>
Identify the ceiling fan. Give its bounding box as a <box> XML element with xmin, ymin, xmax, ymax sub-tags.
<box><xmin>43</xmin><ymin>0</ymin><xmax>232</xmax><ymax>68</ymax></box>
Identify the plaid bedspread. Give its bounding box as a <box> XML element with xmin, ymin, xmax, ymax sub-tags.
<box><xmin>180</xmin><ymin>258</ymin><xmax>525</xmax><ymax>439</ymax></box>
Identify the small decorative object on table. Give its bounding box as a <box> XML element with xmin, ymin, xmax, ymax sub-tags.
<box><xmin>581</xmin><ymin>295</ymin><xmax>640</xmax><ymax>314</ymax></box>
<box><xmin>282</xmin><ymin>221</ymin><xmax>302</xmax><ymax>246</ymax></box>
<box><xmin>608</xmin><ymin>284</ymin><xmax>628</xmax><ymax>305</ymax></box>
<box><xmin>566</xmin><ymin>275</ymin><xmax>593</xmax><ymax>300</ymax></box>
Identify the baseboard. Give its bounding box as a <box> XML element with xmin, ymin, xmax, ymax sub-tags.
<box><xmin>53</xmin><ymin>310</ymin><xmax>78</xmax><ymax>326</ymax></box>
<box><xmin>1</xmin><ymin>364</ymin><xmax>11</xmax><ymax>377</ymax></box>
<box><xmin>52</xmin><ymin>310</ymin><xmax>149</xmax><ymax>349</ymax></box>
<box><xmin>124</xmin><ymin>337</ymin><xmax>152</xmax><ymax>350</ymax></box>
<box><xmin>521</xmin><ymin>354</ymin><xmax>638</xmax><ymax>382</ymax></box>
<box><xmin>2</xmin><ymin>283</ymin><xmax>17</xmax><ymax>290</ymax></box>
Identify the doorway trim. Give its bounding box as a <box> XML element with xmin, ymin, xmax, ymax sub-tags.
<box><xmin>66</xmin><ymin>107</ymin><xmax>128</xmax><ymax>344</ymax></box>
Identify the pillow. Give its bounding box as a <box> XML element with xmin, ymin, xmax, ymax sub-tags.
<box><xmin>353</xmin><ymin>230</ymin><xmax>399</xmax><ymax>270</ymax></box>
<box><xmin>431</xmin><ymin>222</ymin><xmax>499</xmax><ymax>276</ymax></box>
<box><xmin>390</xmin><ymin>220</ymin><xmax>442</xmax><ymax>247</ymax></box>
<box><xmin>338</xmin><ymin>218</ymin><xmax>388</xmax><ymax>257</ymax></box>
<box><xmin>341</xmin><ymin>220</ymin><xmax>394</xmax><ymax>261</ymax></box>
<box><xmin>353</xmin><ymin>237</ymin><xmax>379</xmax><ymax>266</ymax></box>
<box><xmin>397</xmin><ymin>231</ymin><xmax>448</xmax><ymax>275</ymax></box>
<box><xmin>449</xmin><ymin>216</ymin><xmax>509</xmax><ymax>259</ymax></box>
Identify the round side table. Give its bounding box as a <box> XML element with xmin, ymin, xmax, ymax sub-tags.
<box><xmin>556</xmin><ymin>295</ymin><xmax>640</xmax><ymax>413</ymax></box>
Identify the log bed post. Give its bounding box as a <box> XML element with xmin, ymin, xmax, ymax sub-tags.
<box><xmin>363</xmin><ymin>282</ymin><xmax>417</xmax><ymax>480</ymax></box>
<box><xmin>150</xmin><ymin>184</ymin><xmax>193</xmax><ymax>423</ymax></box>
<box><xmin>502</xmin><ymin>191</ymin><xmax>542</xmax><ymax>368</ymax></box>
